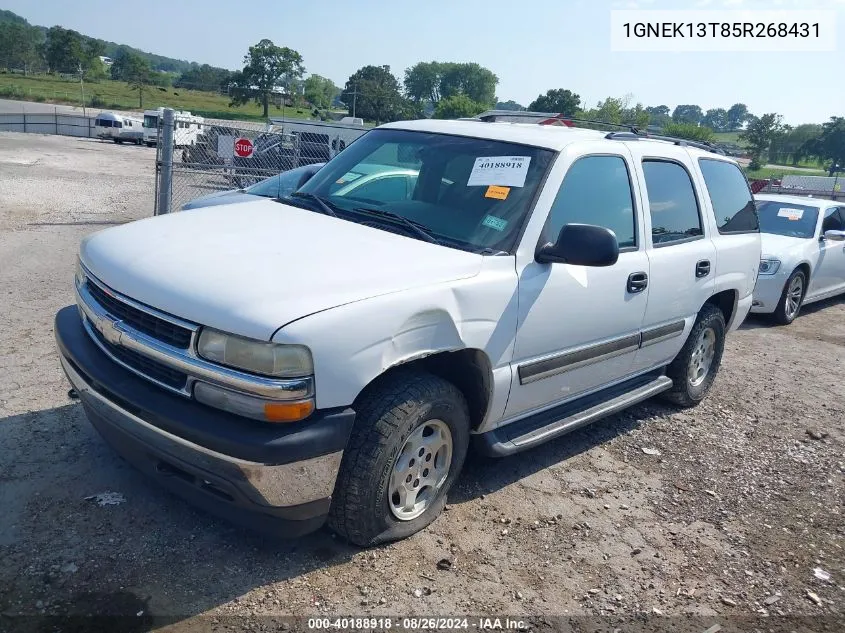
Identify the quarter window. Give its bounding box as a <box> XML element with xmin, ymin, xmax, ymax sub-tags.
<box><xmin>822</xmin><ymin>208</ymin><xmax>845</xmax><ymax>233</ymax></box>
<box><xmin>698</xmin><ymin>159</ymin><xmax>758</xmax><ymax>234</ymax></box>
<box><xmin>642</xmin><ymin>160</ymin><xmax>703</xmax><ymax>246</ymax></box>
<box><xmin>543</xmin><ymin>155</ymin><xmax>637</xmax><ymax>248</ymax></box>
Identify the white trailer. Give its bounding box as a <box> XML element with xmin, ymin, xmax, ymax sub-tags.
<box><xmin>93</xmin><ymin>111</ymin><xmax>144</xmax><ymax>144</ymax></box>
<box><xmin>266</xmin><ymin>117</ymin><xmax>368</xmax><ymax>159</ymax></box>
<box><xmin>142</xmin><ymin>108</ymin><xmax>205</xmax><ymax>147</ymax></box>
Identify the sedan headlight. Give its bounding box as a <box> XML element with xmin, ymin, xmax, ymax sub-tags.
<box><xmin>758</xmin><ymin>258</ymin><xmax>781</xmax><ymax>275</ymax></box>
<box><xmin>75</xmin><ymin>257</ymin><xmax>86</xmax><ymax>287</ymax></box>
<box><xmin>197</xmin><ymin>328</ymin><xmax>313</xmax><ymax>378</ymax></box>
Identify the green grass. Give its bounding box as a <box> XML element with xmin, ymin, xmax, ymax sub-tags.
<box><xmin>743</xmin><ymin>166</ymin><xmax>826</xmax><ymax>179</ymax></box>
<box><xmin>712</xmin><ymin>131</ymin><xmax>745</xmax><ymax>145</ymax></box>
<box><xmin>0</xmin><ymin>73</ymin><xmax>324</xmax><ymax>122</ymax></box>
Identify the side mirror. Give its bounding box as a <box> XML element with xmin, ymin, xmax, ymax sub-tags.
<box><xmin>823</xmin><ymin>230</ymin><xmax>845</xmax><ymax>242</ymax></box>
<box><xmin>536</xmin><ymin>223</ymin><xmax>620</xmax><ymax>267</ymax></box>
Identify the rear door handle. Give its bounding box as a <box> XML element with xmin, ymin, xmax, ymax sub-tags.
<box><xmin>696</xmin><ymin>260</ymin><xmax>711</xmax><ymax>278</ymax></box>
<box><xmin>627</xmin><ymin>272</ymin><xmax>648</xmax><ymax>293</ymax></box>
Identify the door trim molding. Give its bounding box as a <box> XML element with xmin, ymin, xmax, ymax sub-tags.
<box><xmin>640</xmin><ymin>319</ymin><xmax>686</xmax><ymax>347</ymax></box>
<box><xmin>516</xmin><ymin>319</ymin><xmax>686</xmax><ymax>385</ymax></box>
<box><xmin>518</xmin><ymin>333</ymin><xmax>641</xmax><ymax>385</ymax></box>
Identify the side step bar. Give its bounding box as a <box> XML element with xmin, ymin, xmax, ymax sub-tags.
<box><xmin>474</xmin><ymin>372</ymin><xmax>673</xmax><ymax>457</ymax></box>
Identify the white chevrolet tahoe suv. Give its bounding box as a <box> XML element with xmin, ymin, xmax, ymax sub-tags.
<box><xmin>55</xmin><ymin>114</ymin><xmax>761</xmax><ymax>546</ymax></box>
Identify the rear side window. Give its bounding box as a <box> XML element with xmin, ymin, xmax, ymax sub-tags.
<box><xmin>699</xmin><ymin>159</ymin><xmax>759</xmax><ymax>234</ymax></box>
<box><xmin>543</xmin><ymin>155</ymin><xmax>637</xmax><ymax>248</ymax></box>
<box><xmin>642</xmin><ymin>160</ymin><xmax>703</xmax><ymax>246</ymax></box>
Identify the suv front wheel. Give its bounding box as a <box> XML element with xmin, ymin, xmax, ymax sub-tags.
<box><xmin>328</xmin><ymin>369</ymin><xmax>470</xmax><ymax>547</ymax></box>
<box><xmin>661</xmin><ymin>303</ymin><xmax>726</xmax><ymax>408</ymax></box>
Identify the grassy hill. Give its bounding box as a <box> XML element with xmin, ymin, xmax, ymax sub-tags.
<box><xmin>0</xmin><ymin>73</ymin><xmax>323</xmax><ymax>122</ymax></box>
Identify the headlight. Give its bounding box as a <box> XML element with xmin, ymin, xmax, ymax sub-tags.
<box><xmin>75</xmin><ymin>257</ymin><xmax>86</xmax><ymax>287</ymax></box>
<box><xmin>197</xmin><ymin>328</ymin><xmax>313</xmax><ymax>378</ymax></box>
<box><xmin>758</xmin><ymin>259</ymin><xmax>781</xmax><ymax>275</ymax></box>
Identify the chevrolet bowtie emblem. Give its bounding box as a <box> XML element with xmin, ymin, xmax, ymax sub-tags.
<box><xmin>99</xmin><ymin>319</ymin><xmax>122</xmax><ymax>346</ymax></box>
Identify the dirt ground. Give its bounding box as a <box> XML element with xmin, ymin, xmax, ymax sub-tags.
<box><xmin>0</xmin><ymin>132</ymin><xmax>842</xmax><ymax>632</ymax></box>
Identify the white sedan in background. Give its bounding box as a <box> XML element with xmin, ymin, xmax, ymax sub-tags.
<box><xmin>751</xmin><ymin>194</ymin><xmax>845</xmax><ymax>324</ymax></box>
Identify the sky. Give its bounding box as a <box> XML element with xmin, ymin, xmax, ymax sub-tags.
<box><xmin>3</xmin><ymin>0</ymin><xmax>843</xmax><ymax>124</ymax></box>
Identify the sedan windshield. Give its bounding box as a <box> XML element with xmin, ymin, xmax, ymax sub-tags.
<box><xmin>756</xmin><ymin>200</ymin><xmax>819</xmax><ymax>238</ymax></box>
<box><xmin>295</xmin><ymin>128</ymin><xmax>555</xmax><ymax>252</ymax></box>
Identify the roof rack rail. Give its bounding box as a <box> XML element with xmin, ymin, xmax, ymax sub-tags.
<box><xmin>474</xmin><ymin>110</ymin><xmax>640</xmax><ymax>133</ymax></box>
<box><xmin>473</xmin><ymin>110</ymin><xmax>727</xmax><ymax>156</ymax></box>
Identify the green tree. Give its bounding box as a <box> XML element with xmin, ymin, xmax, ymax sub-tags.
<box><xmin>701</xmin><ymin>108</ymin><xmax>728</xmax><ymax>132</ymax></box>
<box><xmin>726</xmin><ymin>103</ymin><xmax>750</xmax><ymax>131</ymax></box>
<box><xmin>527</xmin><ymin>89</ymin><xmax>581</xmax><ymax>115</ymax></box>
<box><xmin>303</xmin><ymin>74</ymin><xmax>340</xmax><ymax>111</ymax></box>
<box><xmin>433</xmin><ymin>94</ymin><xmax>485</xmax><ymax>119</ymax></box>
<box><xmin>803</xmin><ymin>117</ymin><xmax>845</xmax><ymax>174</ymax></box>
<box><xmin>403</xmin><ymin>61</ymin><xmax>446</xmax><ymax>105</ymax></box>
<box><xmin>768</xmin><ymin>123</ymin><xmax>822</xmax><ymax>165</ymax></box>
<box><xmin>495</xmin><ymin>100</ymin><xmax>525</xmax><ymax>111</ymax></box>
<box><xmin>44</xmin><ymin>26</ymin><xmax>86</xmax><ymax>73</ymax></box>
<box><xmin>740</xmin><ymin>113</ymin><xmax>785</xmax><ymax>164</ymax></box>
<box><xmin>403</xmin><ymin>61</ymin><xmax>498</xmax><ymax>110</ymax></box>
<box><xmin>672</xmin><ymin>104</ymin><xmax>703</xmax><ymax>125</ymax></box>
<box><xmin>621</xmin><ymin>102</ymin><xmax>650</xmax><ymax>129</ymax></box>
<box><xmin>174</xmin><ymin>64</ymin><xmax>234</xmax><ymax>92</ymax></box>
<box><xmin>0</xmin><ymin>22</ymin><xmax>43</xmax><ymax>73</ymax></box>
<box><xmin>112</xmin><ymin>52</ymin><xmax>153</xmax><ymax>107</ymax></box>
<box><xmin>645</xmin><ymin>105</ymin><xmax>671</xmax><ymax>128</ymax></box>
<box><xmin>342</xmin><ymin>65</ymin><xmax>406</xmax><ymax>125</ymax></box>
<box><xmin>662</xmin><ymin>122</ymin><xmax>715</xmax><ymax>142</ymax></box>
<box><xmin>229</xmin><ymin>39</ymin><xmax>305</xmax><ymax>118</ymax></box>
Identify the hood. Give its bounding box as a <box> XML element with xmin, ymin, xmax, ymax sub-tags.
<box><xmin>760</xmin><ymin>232</ymin><xmax>812</xmax><ymax>259</ymax></box>
<box><xmin>80</xmin><ymin>200</ymin><xmax>483</xmax><ymax>340</ymax></box>
<box><xmin>181</xmin><ymin>190</ymin><xmax>264</xmax><ymax>210</ymax></box>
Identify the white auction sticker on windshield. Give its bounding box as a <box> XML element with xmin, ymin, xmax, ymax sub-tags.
<box><xmin>467</xmin><ymin>156</ymin><xmax>531</xmax><ymax>188</ymax></box>
<box><xmin>777</xmin><ymin>207</ymin><xmax>804</xmax><ymax>220</ymax></box>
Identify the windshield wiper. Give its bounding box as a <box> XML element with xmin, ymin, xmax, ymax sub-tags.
<box><xmin>351</xmin><ymin>207</ymin><xmax>440</xmax><ymax>244</ymax></box>
<box><xmin>287</xmin><ymin>192</ymin><xmax>338</xmax><ymax>217</ymax></box>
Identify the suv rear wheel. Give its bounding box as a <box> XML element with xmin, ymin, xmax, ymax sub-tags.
<box><xmin>661</xmin><ymin>303</ymin><xmax>726</xmax><ymax>408</ymax></box>
<box><xmin>328</xmin><ymin>369</ymin><xmax>470</xmax><ymax>547</ymax></box>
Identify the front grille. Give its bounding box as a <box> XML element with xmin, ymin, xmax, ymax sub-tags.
<box><xmin>86</xmin><ymin>281</ymin><xmax>193</xmax><ymax>348</ymax></box>
<box><xmin>88</xmin><ymin>322</ymin><xmax>189</xmax><ymax>390</ymax></box>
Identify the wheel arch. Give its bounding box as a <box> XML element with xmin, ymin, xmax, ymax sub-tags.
<box><xmin>704</xmin><ymin>289</ymin><xmax>738</xmax><ymax>329</ymax></box>
<box><xmin>354</xmin><ymin>348</ymin><xmax>494</xmax><ymax>432</ymax></box>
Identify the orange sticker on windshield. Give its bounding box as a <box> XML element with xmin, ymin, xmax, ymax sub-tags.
<box><xmin>485</xmin><ymin>185</ymin><xmax>510</xmax><ymax>200</ymax></box>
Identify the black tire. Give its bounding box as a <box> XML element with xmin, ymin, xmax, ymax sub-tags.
<box><xmin>661</xmin><ymin>303</ymin><xmax>726</xmax><ymax>408</ymax></box>
<box><xmin>145</xmin><ymin>142</ymin><xmax>154</xmax><ymax>148</ymax></box>
<box><xmin>328</xmin><ymin>369</ymin><xmax>470</xmax><ymax>547</ymax></box>
<box><xmin>770</xmin><ymin>268</ymin><xmax>806</xmax><ymax>325</ymax></box>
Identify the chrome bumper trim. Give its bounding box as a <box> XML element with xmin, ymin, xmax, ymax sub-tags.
<box><xmin>60</xmin><ymin>353</ymin><xmax>341</xmax><ymax>507</ymax></box>
<box><xmin>74</xmin><ymin>272</ymin><xmax>313</xmax><ymax>400</ymax></box>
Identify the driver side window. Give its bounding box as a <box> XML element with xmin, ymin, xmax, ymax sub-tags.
<box><xmin>821</xmin><ymin>208</ymin><xmax>845</xmax><ymax>233</ymax></box>
<box><xmin>543</xmin><ymin>155</ymin><xmax>637</xmax><ymax>249</ymax></box>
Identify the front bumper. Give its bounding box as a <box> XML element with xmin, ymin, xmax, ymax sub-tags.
<box><xmin>750</xmin><ymin>272</ymin><xmax>789</xmax><ymax>314</ymax></box>
<box><xmin>55</xmin><ymin>305</ymin><xmax>355</xmax><ymax>538</ymax></box>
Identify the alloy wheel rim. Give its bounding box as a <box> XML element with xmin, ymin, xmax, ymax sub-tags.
<box><xmin>389</xmin><ymin>420</ymin><xmax>453</xmax><ymax>521</ymax></box>
<box><xmin>786</xmin><ymin>275</ymin><xmax>803</xmax><ymax>319</ymax></box>
<box><xmin>688</xmin><ymin>327</ymin><xmax>716</xmax><ymax>387</ymax></box>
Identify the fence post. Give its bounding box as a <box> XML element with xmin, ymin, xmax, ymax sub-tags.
<box><xmin>156</xmin><ymin>108</ymin><xmax>176</xmax><ymax>215</ymax></box>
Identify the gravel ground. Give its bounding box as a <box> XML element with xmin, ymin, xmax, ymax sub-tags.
<box><xmin>0</xmin><ymin>132</ymin><xmax>842</xmax><ymax>633</ymax></box>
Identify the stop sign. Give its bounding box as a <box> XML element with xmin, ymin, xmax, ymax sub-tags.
<box><xmin>234</xmin><ymin>137</ymin><xmax>254</xmax><ymax>158</ymax></box>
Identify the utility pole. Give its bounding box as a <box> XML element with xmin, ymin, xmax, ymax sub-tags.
<box><xmin>832</xmin><ymin>164</ymin><xmax>841</xmax><ymax>201</ymax></box>
<box><xmin>78</xmin><ymin>62</ymin><xmax>87</xmax><ymax>117</ymax></box>
<box><xmin>347</xmin><ymin>82</ymin><xmax>360</xmax><ymax>119</ymax></box>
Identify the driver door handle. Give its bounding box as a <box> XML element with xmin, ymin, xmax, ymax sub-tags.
<box><xmin>627</xmin><ymin>272</ymin><xmax>648</xmax><ymax>293</ymax></box>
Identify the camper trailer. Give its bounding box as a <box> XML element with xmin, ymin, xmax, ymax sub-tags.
<box><xmin>93</xmin><ymin>112</ymin><xmax>144</xmax><ymax>144</ymax></box>
<box><xmin>266</xmin><ymin>116</ymin><xmax>368</xmax><ymax>161</ymax></box>
<box><xmin>142</xmin><ymin>108</ymin><xmax>205</xmax><ymax>147</ymax></box>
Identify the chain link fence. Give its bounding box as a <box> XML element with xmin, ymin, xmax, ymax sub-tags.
<box><xmin>154</xmin><ymin>110</ymin><xmax>368</xmax><ymax>214</ymax></box>
<box><xmin>749</xmin><ymin>173</ymin><xmax>844</xmax><ymax>201</ymax></box>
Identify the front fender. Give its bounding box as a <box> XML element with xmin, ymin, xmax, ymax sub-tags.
<box><xmin>272</xmin><ymin>259</ymin><xmax>519</xmax><ymax>410</ymax></box>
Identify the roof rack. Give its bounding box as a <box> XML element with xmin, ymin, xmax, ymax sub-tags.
<box><xmin>473</xmin><ymin>110</ymin><xmax>726</xmax><ymax>156</ymax></box>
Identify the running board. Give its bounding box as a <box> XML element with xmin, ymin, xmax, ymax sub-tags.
<box><xmin>474</xmin><ymin>373</ymin><xmax>673</xmax><ymax>457</ymax></box>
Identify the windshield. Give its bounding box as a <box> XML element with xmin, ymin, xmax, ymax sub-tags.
<box><xmin>143</xmin><ymin>114</ymin><xmax>159</xmax><ymax>128</ymax></box>
<box><xmin>245</xmin><ymin>164</ymin><xmax>322</xmax><ymax>199</ymax></box>
<box><xmin>296</xmin><ymin>128</ymin><xmax>555</xmax><ymax>252</ymax></box>
<box><xmin>756</xmin><ymin>200</ymin><xmax>819</xmax><ymax>238</ymax></box>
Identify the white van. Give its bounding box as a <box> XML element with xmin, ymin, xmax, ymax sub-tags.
<box><xmin>142</xmin><ymin>108</ymin><xmax>205</xmax><ymax>148</ymax></box>
<box><xmin>93</xmin><ymin>112</ymin><xmax>144</xmax><ymax>145</ymax></box>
